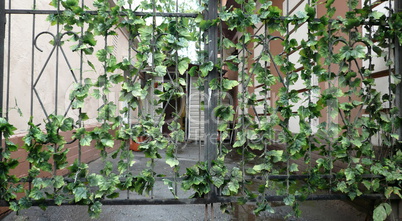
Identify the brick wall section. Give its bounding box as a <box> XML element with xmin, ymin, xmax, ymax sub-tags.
<box><xmin>0</xmin><ymin>125</ymin><xmax>119</xmax><ymax>215</ymax></box>
<box><xmin>8</xmin><ymin>125</ymin><xmax>118</xmax><ymax>178</ymax></box>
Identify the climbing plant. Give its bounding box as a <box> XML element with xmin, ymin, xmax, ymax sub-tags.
<box><xmin>0</xmin><ymin>0</ymin><xmax>402</xmax><ymax>220</ymax></box>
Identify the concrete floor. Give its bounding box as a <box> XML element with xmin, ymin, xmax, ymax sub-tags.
<box><xmin>2</xmin><ymin>142</ymin><xmax>369</xmax><ymax>221</ymax></box>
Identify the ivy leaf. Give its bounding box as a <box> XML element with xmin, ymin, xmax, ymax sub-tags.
<box><xmin>29</xmin><ymin>188</ymin><xmax>44</xmax><ymax>200</ymax></box>
<box><xmin>60</xmin><ymin>117</ymin><xmax>74</xmax><ymax>131</ymax></box>
<box><xmin>32</xmin><ymin>178</ymin><xmax>44</xmax><ymax>188</ymax></box>
<box><xmin>214</xmin><ymin>105</ymin><xmax>235</xmax><ymax>121</ymax></box>
<box><xmin>351</xmin><ymin>45</ymin><xmax>366</xmax><ymax>59</ymax></box>
<box><xmin>223</xmin><ymin>38</ymin><xmax>236</xmax><ymax>49</ymax></box>
<box><xmin>154</xmin><ymin>65</ymin><xmax>167</xmax><ymax>77</ymax></box>
<box><xmin>373</xmin><ymin>45</ymin><xmax>382</xmax><ymax>56</ymax></box>
<box><xmin>372</xmin><ymin>179</ymin><xmax>380</xmax><ymax>191</ymax></box>
<box><xmin>163</xmin><ymin>179</ymin><xmax>178</xmax><ymax>199</ymax></box>
<box><xmin>101</xmin><ymin>138</ymin><xmax>114</xmax><ymax>147</ymax></box>
<box><xmin>88</xmin><ymin>201</ymin><xmax>102</xmax><ymax>218</ymax></box>
<box><xmin>178</xmin><ymin>58</ymin><xmax>190</xmax><ymax>75</ymax></box>
<box><xmin>222</xmin><ymin>79</ymin><xmax>239</xmax><ymax>90</ymax></box>
<box><xmin>138</xmin><ymin>26</ymin><xmax>153</xmax><ymax>38</ymax></box>
<box><xmin>350</xmin><ymin>139</ymin><xmax>362</xmax><ymax>148</ymax></box>
<box><xmin>211</xmin><ymin>176</ymin><xmax>224</xmax><ymax>188</ymax></box>
<box><xmin>91</xmin><ymin>89</ymin><xmax>101</xmax><ymax>99</ymax></box>
<box><xmin>250</xmin><ymin>14</ymin><xmax>260</xmax><ymax>24</ymax></box>
<box><xmin>373</xmin><ymin>203</ymin><xmax>391</xmax><ymax>221</ymax></box>
<box><xmin>19</xmin><ymin>197</ymin><xmax>32</xmax><ymax>209</ymax></box>
<box><xmin>228</xmin><ymin>181</ymin><xmax>239</xmax><ymax>194</ymax></box>
<box><xmin>83</xmin><ymin>32</ymin><xmax>97</xmax><ymax>46</ymax></box>
<box><xmin>96</xmin><ymin>49</ymin><xmax>108</xmax><ymax>62</ymax></box>
<box><xmin>166</xmin><ymin>157</ymin><xmax>179</xmax><ymax>167</ymax></box>
<box><xmin>267</xmin><ymin>150</ymin><xmax>283</xmax><ymax>163</ymax></box>
<box><xmin>289</xmin><ymin>163</ymin><xmax>299</xmax><ymax>172</ymax></box>
<box><xmin>110</xmin><ymin>74</ymin><xmax>125</xmax><ymax>84</ymax></box>
<box><xmin>80</xmin><ymin>135</ymin><xmax>92</xmax><ymax>146</ymax></box>
<box><xmin>252</xmin><ymin>163</ymin><xmax>271</xmax><ymax>173</ymax></box>
<box><xmin>53</xmin><ymin>176</ymin><xmax>65</xmax><ymax>189</ymax></box>
<box><xmin>88</xmin><ymin>174</ymin><xmax>103</xmax><ymax>186</ymax></box>
<box><xmin>178</xmin><ymin>78</ymin><xmax>186</xmax><ymax>86</ymax></box>
<box><xmin>188</xmin><ymin>66</ymin><xmax>198</xmax><ymax>76</ymax></box>
<box><xmin>340</xmin><ymin>45</ymin><xmax>366</xmax><ymax>60</ymax></box>
<box><xmin>361</xmin><ymin>158</ymin><xmax>372</xmax><ymax>166</ymax></box>
<box><xmin>295</xmin><ymin>11</ymin><xmax>308</xmax><ymax>22</ymax></box>
<box><xmin>362</xmin><ymin>180</ymin><xmax>371</xmax><ymax>190</ymax></box>
<box><xmin>54</xmin><ymin>194</ymin><xmax>65</xmax><ymax>206</ymax></box>
<box><xmin>200</xmin><ymin>61</ymin><xmax>214</xmax><ymax>77</ymax></box>
<box><xmin>254</xmin><ymin>202</ymin><xmax>274</xmax><ymax>215</ymax></box>
<box><xmin>370</xmin><ymin>11</ymin><xmax>384</xmax><ymax>19</ymax></box>
<box><xmin>9</xmin><ymin>201</ymin><xmax>18</xmax><ymax>212</ymax></box>
<box><xmin>344</xmin><ymin>168</ymin><xmax>355</xmax><ymax>181</ymax></box>
<box><xmin>231</xmin><ymin>167</ymin><xmax>242</xmax><ymax>181</ymax></box>
<box><xmin>218</xmin><ymin>122</ymin><xmax>227</xmax><ymax>131</ymax></box>
<box><xmin>209</xmin><ymin>78</ymin><xmax>219</xmax><ymax>90</ymax></box>
<box><xmin>73</xmin><ymin>187</ymin><xmax>88</xmax><ymax>202</ymax></box>
<box><xmin>199</xmin><ymin>19</ymin><xmax>212</xmax><ymax>30</ymax></box>
<box><xmin>385</xmin><ymin>187</ymin><xmax>393</xmax><ymax>199</ymax></box>
<box><xmin>284</xmin><ymin>195</ymin><xmax>295</xmax><ymax>206</ymax></box>
<box><xmin>106</xmin><ymin>192</ymin><xmax>120</xmax><ymax>199</ymax></box>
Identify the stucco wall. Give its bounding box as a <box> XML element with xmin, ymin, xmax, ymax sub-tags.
<box><xmin>4</xmin><ymin>0</ymin><xmax>134</xmax><ymax>133</ymax></box>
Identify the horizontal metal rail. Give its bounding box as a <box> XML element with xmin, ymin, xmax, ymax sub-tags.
<box><xmin>14</xmin><ymin>174</ymin><xmax>384</xmax><ymax>183</ymax></box>
<box><xmin>5</xmin><ymin>9</ymin><xmax>198</xmax><ymax>18</ymax></box>
<box><xmin>4</xmin><ymin>10</ymin><xmax>383</xmax><ymax>26</ymax></box>
<box><xmin>250</xmin><ymin>174</ymin><xmax>384</xmax><ymax>180</ymax></box>
<box><xmin>0</xmin><ymin>194</ymin><xmax>395</xmax><ymax>207</ymax></box>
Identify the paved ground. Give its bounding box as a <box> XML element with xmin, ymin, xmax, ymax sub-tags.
<box><xmin>2</xmin><ymin>142</ymin><xmax>368</xmax><ymax>221</ymax></box>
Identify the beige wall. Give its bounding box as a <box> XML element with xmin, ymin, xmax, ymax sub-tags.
<box><xmin>5</xmin><ymin>0</ymin><xmax>132</xmax><ymax>132</ymax></box>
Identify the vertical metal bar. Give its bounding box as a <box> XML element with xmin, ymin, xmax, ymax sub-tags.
<box><xmin>185</xmin><ymin>64</ymin><xmax>189</xmax><ymax>142</ymax></box>
<box><xmin>0</xmin><ymin>0</ymin><xmax>6</xmax><ymax>161</ymax></box>
<box><xmin>52</xmin><ymin>0</ymin><xmax>62</xmax><ymax>178</ymax></box>
<box><xmin>5</xmin><ymin>0</ymin><xmax>10</xmax><ymax>120</ymax></box>
<box><xmin>30</xmin><ymin>0</ymin><xmax>36</xmax><ymax>117</ymax></box>
<box><xmin>198</xmin><ymin>88</ymin><xmax>201</xmax><ymax>162</ymax></box>
<box><xmin>204</xmin><ymin>0</ymin><xmax>218</xmax><ymax>163</ymax></box>
<box><xmin>174</xmin><ymin>0</ymin><xmax>179</xmax><ymax>197</ymax></box>
<box><xmin>150</xmin><ymin>0</ymin><xmax>156</xmax><ymax>200</ymax></box>
<box><xmin>204</xmin><ymin>0</ymin><xmax>218</xmax><ymax>198</ymax></box>
<box><xmin>55</xmin><ymin>1</ymin><xmax>61</xmax><ymax>116</ymax></box>
<box><xmin>327</xmin><ymin>23</ymin><xmax>333</xmax><ymax>193</ymax></box>
<box><xmin>126</xmin><ymin>0</ymin><xmax>132</xmax><ymax>201</ymax></box>
<box><xmin>218</xmin><ymin>0</ymin><xmax>224</xmax><ymax>159</ymax></box>
<box><xmin>395</xmin><ymin>0</ymin><xmax>402</xmax><ymax>150</ymax></box>
<box><xmin>391</xmin><ymin>3</ymin><xmax>402</xmax><ymax>217</ymax></box>
<box><xmin>78</xmin><ymin>0</ymin><xmax>85</xmax><ymax>164</ymax></box>
<box><xmin>198</xmin><ymin>0</ymin><xmax>202</xmax><ymax>161</ymax></box>
<box><xmin>367</xmin><ymin>0</ymin><xmax>375</xmax><ymax>161</ymax></box>
<box><xmin>285</xmin><ymin>0</ymin><xmax>290</xmax><ymax>194</ymax></box>
<box><xmin>29</xmin><ymin>0</ymin><xmax>37</xmax><ymax>191</ymax></box>
<box><xmin>385</xmin><ymin>0</ymin><xmax>393</xmax><ymax>157</ymax></box>
<box><xmin>0</xmin><ymin>0</ymin><xmax>5</xmax><ymax>121</ymax></box>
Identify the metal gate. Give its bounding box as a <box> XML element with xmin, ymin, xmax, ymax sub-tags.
<box><xmin>0</xmin><ymin>0</ymin><xmax>225</xmax><ymax>216</ymax></box>
<box><xmin>1</xmin><ymin>0</ymin><xmax>402</xmax><ymax>220</ymax></box>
